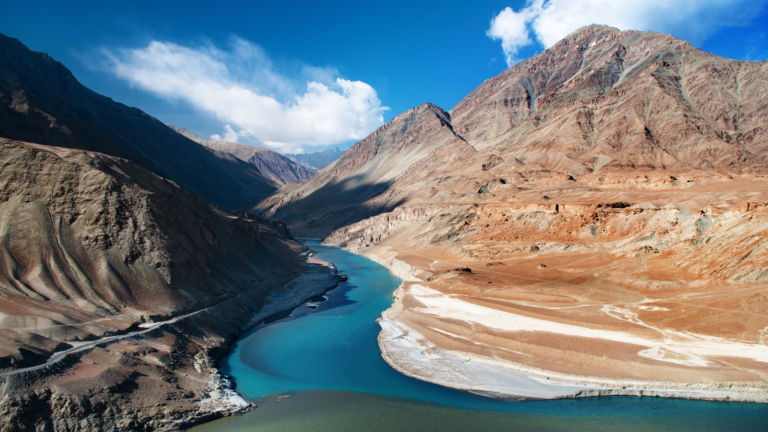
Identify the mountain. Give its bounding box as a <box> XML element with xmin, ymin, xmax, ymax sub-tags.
<box><xmin>167</xmin><ymin>125</ymin><xmax>313</xmax><ymax>185</ymax></box>
<box><xmin>256</xmin><ymin>103</ymin><xmax>475</xmax><ymax>237</ymax></box>
<box><xmin>285</xmin><ymin>147</ymin><xmax>343</xmax><ymax>172</ymax></box>
<box><xmin>0</xmin><ymin>139</ymin><xmax>341</xmax><ymax>429</ymax></box>
<box><xmin>256</xmin><ymin>26</ymin><xmax>768</xmax><ymax>399</ymax></box>
<box><xmin>0</xmin><ymin>138</ymin><xmax>302</xmax><ymax>365</ymax></box>
<box><xmin>0</xmin><ymin>32</ymin><xmax>342</xmax><ymax>430</ymax></box>
<box><xmin>0</xmin><ymin>33</ymin><xmax>279</xmax><ymax>211</ymax></box>
<box><xmin>258</xmin><ymin>24</ymin><xmax>768</xmax><ymax>235</ymax></box>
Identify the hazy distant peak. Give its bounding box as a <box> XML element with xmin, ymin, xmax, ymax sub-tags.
<box><xmin>284</xmin><ymin>147</ymin><xmax>344</xmax><ymax>173</ymax></box>
<box><xmin>167</xmin><ymin>124</ymin><xmax>313</xmax><ymax>184</ymax></box>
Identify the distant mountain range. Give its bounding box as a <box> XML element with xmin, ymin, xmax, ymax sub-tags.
<box><xmin>167</xmin><ymin>125</ymin><xmax>313</xmax><ymax>185</ymax></box>
<box><xmin>285</xmin><ymin>147</ymin><xmax>343</xmax><ymax>172</ymax></box>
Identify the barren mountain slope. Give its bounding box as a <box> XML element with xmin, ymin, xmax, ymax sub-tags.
<box><xmin>0</xmin><ymin>33</ymin><xmax>279</xmax><ymax>211</ymax></box>
<box><xmin>256</xmin><ymin>103</ymin><xmax>478</xmax><ymax>237</ymax></box>
<box><xmin>257</xmin><ymin>26</ymin><xmax>768</xmax><ymax>399</ymax></box>
<box><xmin>167</xmin><ymin>125</ymin><xmax>313</xmax><ymax>185</ymax></box>
<box><xmin>451</xmin><ymin>25</ymin><xmax>768</xmax><ymax>171</ymax></box>
<box><xmin>0</xmin><ymin>139</ymin><xmax>341</xmax><ymax>430</ymax></box>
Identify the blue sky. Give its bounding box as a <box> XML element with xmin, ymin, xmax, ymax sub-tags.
<box><xmin>2</xmin><ymin>0</ymin><xmax>767</xmax><ymax>153</ymax></box>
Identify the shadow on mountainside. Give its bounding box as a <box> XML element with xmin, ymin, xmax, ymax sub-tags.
<box><xmin>0</xmin><ymin>33</ymin><xmax>278</xmax><ymax>211</ymax></box>
<box><xmin>270</xmin><ymin>174</ymin><xmax>406</xmax><ymax>239</ymax></box>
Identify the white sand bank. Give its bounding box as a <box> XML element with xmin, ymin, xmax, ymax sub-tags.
<box><xmin>409</xmin><ymin>284</ymin><xmax>768</xmax><ymax>368</ymax></box>
<box><xmin>358</xmin><ymin>246</ymin><xmax>768</xmax><ymax>403</ymax></box>
<box><xmin>378</xmin><ymin>317</ymin><xmax>768</xmax><ymax>402</ymax></box>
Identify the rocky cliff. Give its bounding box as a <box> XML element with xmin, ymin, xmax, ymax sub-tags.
<box><xmin>257</xmin><ymin>26</ymin><xmax>768</xmax><ymax>398</ymax></box>
<box><xmin>0</xmin><ymin>33</ymin><xmax>279</xmax><ymax>211</ymax></box>
<box><xmin>167</xmin><ymin>125</ymin><xmax>313</xmax><ymax>185</ymax></box>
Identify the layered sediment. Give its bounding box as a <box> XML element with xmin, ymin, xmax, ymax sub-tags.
<box><xmin>348</xmin><ymin>247</ymin><xmax>768</xmax><ymax>403</ymax></box>
<box><xmin>332</xmin><ymin>194</ymin><xmax>768</xmax><ymax>402</ymax></box>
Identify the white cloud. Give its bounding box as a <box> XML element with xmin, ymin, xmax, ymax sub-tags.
<box><xmin>210</xmin><ymin>124</ymin><xmax>239</xmax><ymax>143</ymax></box>
<box><xmin>487</xmin><ymin>6</ymin><xmax>536</xmax><ymax>65</ymax></box>
<box><xmin>103</xmin><ymin>38</ymin><xmax>388</xmax><ymax>152</ymax></box>
<box><xmin>488</xmin><ymin>0</ymin><xmax>768</xmax><ymax>66</ymax></box>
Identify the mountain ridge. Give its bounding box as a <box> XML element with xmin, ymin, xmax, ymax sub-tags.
<box><xmin>0</xmin><ymin>32</ymin><xmax>279</xmax><ymax>211</ymax></box>
<box><xmin>285</xmin><ymin>146</ymin><xmax>344</xmax><ymax>172</ymax></box>
<box><xmin>166</xmin><ymin>125</ymin><xmax>313</xmax><ymax>185</ymax></box>
<box><xmin>0</xmin><ymin>137</ymin><xmax>342</xmax><ymax>430</ymax></box>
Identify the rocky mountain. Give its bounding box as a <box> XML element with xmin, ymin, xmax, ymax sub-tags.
<box><xmin>450</xmin><ymin>25</ymin><xmax>768</xmax><ymax>171</ymax></box>
<box><xmin>256</xmin><ymin>103</ymin><xmax>476</xmax><ymax>237</ymax></box>
<box><xmin>0</xmin><ymin>32</ymin><xmax>341</xmax><ymax>430</ymax></box>
<box><xmin>285</xmin><ymin>147</ymin><xmax>343</xmax><ymax>172</ymax></box>
<box><xmin>0</xmin><ymin>33</ymin><xmax>279</xmax><ymax>211</ymax></box>
<box><xmin>259</xmin><ymin>24</ymin><xmax>768</xmax><ymax>236</ymax></box>
<box><xmin>257</xmin><ymin>26</ymin><xmax>768</xmax><ymax>398</ymax></box>
<box><xmin>167</xmin><ymin>125</ymin><xmax>313</xmax><ymax>185</ymax></box>
<box><xmin>0</xmin><ymin>139</ymin><xmax>341</xmax><ymax>430</ymax></box>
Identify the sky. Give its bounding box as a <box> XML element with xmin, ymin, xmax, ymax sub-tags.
<box><xmin>2</xmin><ymin>0</ymin><xmax>767</xmax><ymax>153</ymax></box>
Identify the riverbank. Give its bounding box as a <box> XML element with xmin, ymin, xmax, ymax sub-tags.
<box><xmin>338</xmin><ymin>243</ymin><xmax>768</xmax><ymax>404</ymax></box>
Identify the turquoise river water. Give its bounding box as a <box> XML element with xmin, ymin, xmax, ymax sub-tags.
<box><xmin>192</xmin><ymin>241</ymin><xmax>767</xmax><ymax>431</ymax></box>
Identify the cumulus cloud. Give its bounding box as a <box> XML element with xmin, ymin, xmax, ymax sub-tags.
<box><xmin>103</xmin><ymin>38</ymin><xmax>388</xmax><ymax>152</ymax></box>
<box><xmin>487</xmin><ymin>6</ymin><xmax>536</xmax><ymax>65</ymax></box>
<box><xmin>210</xmin><ymin>124</ymin><xmax>239</xmax><ymax>142</ymax></box>
<box><xmin>488</xmin><ymin>0</ymin><xmax>768</xmax><ymax>66</ymax></box>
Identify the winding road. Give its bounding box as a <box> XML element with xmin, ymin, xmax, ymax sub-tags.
<box><xmin>0</xmin><ymin>273</ymin><xmax>300</xmax><ymax>378</ymax></box>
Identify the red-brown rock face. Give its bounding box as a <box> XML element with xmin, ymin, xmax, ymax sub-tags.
<box><xmin>451</xmin><ymin>25</ymin><xmax>768</xmax><ymax>171</ymax></box>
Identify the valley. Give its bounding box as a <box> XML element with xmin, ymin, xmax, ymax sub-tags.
<box><xmin>0</xmin><ymin>18</ymin><xmax>767</xmax><ymax>432</ymax></box>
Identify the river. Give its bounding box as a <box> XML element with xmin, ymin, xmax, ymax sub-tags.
<box><xmin>192</xmin><ymin>240</ymin><xmax>767</xmax><ymax>431</ymax></box>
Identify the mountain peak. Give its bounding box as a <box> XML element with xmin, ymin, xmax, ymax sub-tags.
<box><xmin>166</xmin><ymin>124</ymin><xmax>313</xmax><ymax>184</ymax></box>
<box><xmin>564</xmin><ymin>24</ymin><xmax>620</xmax><ymax>40</ymax></box>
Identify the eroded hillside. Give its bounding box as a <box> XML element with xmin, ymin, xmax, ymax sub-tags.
<box><xmin>0</xmin><ymin>139</ymin><xmax>341</xmax><ymax>430</ymax></box>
